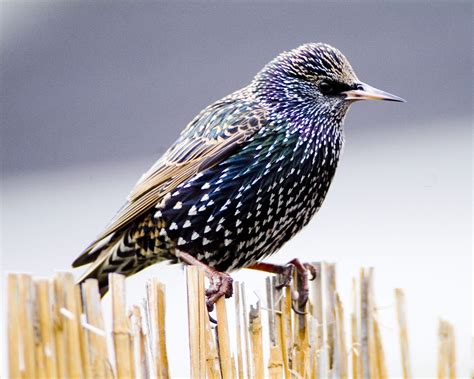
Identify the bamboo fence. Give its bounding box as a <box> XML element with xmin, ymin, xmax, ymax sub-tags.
<box><xmin>6</xmin><ymin>263</ymin><xmax>457</xmax><ymax>378</ymax></box>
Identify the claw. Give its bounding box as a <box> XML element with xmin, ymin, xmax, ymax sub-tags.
<box><xmin>275</xmin><ymin>264</ymin><xmax>295</xmax><ymax>289</ymax></box>
<box><xmin>304</xmin><ymin>263</ymin><xmax>318</xmax><ymax>281</ymax></box>
<box><xmin>291</xmin><ymin>302</ymin><xmax>307</xmax><ymax>315</ymax></box>
<box><xmin>205</xmin><ymin>272</ymin><xmax>233</xmax><ymax>312</ymax></box>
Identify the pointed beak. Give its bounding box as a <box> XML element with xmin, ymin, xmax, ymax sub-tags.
<box><xmin>342</xmin><ymin>82</ymin><xmax>405</xmax><ymax>102</ymax></box>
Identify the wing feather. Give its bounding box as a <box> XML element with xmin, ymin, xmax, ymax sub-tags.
<box><xmin>73</xmin><ymin>89</ymin><xmax>268</xmax><ymax>267</ymax></box>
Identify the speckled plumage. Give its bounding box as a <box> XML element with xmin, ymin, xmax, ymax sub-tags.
<box><xmin>73</xmin><ymin>43</ymin><xmax>403</xmax><ymax>295</ymax></box>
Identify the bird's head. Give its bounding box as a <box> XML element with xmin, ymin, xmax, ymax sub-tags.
<box><xmin>253</xmin><ymin>43</ymin><xmax>404</xmax><ymax>125</ymax></box>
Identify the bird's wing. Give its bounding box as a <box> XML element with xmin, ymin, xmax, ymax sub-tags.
<box><xmin>73</xmin><ymin>92</ymin><xmax>268</xmax><ymax>267</ymax></box>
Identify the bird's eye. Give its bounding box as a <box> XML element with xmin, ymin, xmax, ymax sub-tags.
<box><xmin>319</xmin><ymin>80</ymin><xmax>333</xmax><ymax>95</ymax></box>
<box><xmin>319</xmin><ymin>80</ymin><xmax>352</xmax><ymax>96</ymax></box>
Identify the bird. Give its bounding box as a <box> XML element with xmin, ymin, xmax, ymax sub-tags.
<box><xmin>72</xmin><ymin>42</ymin><xmax>404</xmax><ymax>310</ymax></box>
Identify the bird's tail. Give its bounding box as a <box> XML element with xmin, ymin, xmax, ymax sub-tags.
<box><xmin>74</xmin><ymin>232</ymin><xmax>142</xmax><ymax>296</ymax></box>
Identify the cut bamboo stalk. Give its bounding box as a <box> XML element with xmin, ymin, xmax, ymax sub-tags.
<box><xmin>360</xmin><ymin>269</ymin><xmax>370</xmax><ymax>379</ymax></box>
<box><xmin>284</xmin><ymin>285</ymin><xmax>294</xmax><ymax>375</ymax></box>
<box><xmin>234</xmin><ymin>282</ymin><xmax>244</xmax><ymax>379</ymax></box>
<box><xmin>249</xmin><ymin>302</ymin><xmax>264</xmax><ymax>378</ymax></box>
<box><xmin>110</xmin><ymin>273</ymin><xmax>134</xmax><ymax>379</ymax></box>
<box><xmin>7</xmin><ymin>274</ymin><xmax>21</xmax><ymax>378</ymax></box>
<box><xmin>52</xmin><ymin>273</ymin><xmax>67</xmax><ymax>377</ymax></box>
<box><xmin>240</xmin><ymin>282</ymin><xmax>252</xmax><ymax>379</ymax></box>
<box><xmin>367</xmin><ymin>268</ymin><xmax>378</xmax><ymax>379</ymax></box>
<box><xmin>351</xmin><ymin>278</ymin><xmax>360</xmax><ymax>379</ymax></box>
<box><xmin>82</xmin><ymin>279</ymin><xmax>111</xmax><ymax>378</ymax></box>
<box><xmin>75</xmin><ymin>283</ymin><xmax>92</xmax><ymax>379</ymax></box>
<box><xmin>130</xmin><ymin>305</ymin><xmax>147</xmax><ymax>379</ymax></box>
<box><xmin>372</xmin><ymin>315</ymin><xmax>387</xmax><ymax>379</ymax></box>
<box><xmin>186</xmin><ymin>266</ymin><xmax>207</xmax><ymax>379</ymax></box>
<box><xmin>147</xmin><ymin>278</ymin><xmax>170</xmax><ymax>379</ymax></box>
<box><xmin>17</xmin><ymin>273</ymin><xmax>37</xmax><ymax>378</ymax></box>
<box><xmin>55</xmin><ymin>272</ymin><xmax>84</xmax><ymax>378</ymax></box>
<box><xmin>437</xmin><ymin>320</ymin><xmax>448</xmax><ymax>379</ymax></box>
<box><xmin>395</xmin><ymin>288</ymin><xmax>411</xmax><ymax>379</ymax></box>
<box><xmin>437</xmin><ymin>320</ymin><xmax>456</xmax><ymax>379</ymax></box>
<box><xmin>33</xmin><ymin>282</ymin><xmax>47</xmax><ymax>379</ymax></box>
<box><xmin>216</xmin><ymin>296</ymin><xmax>232</xmax><ymax>379</ymax></box>
<box><xmin>447</xmin><ymin>323</ymin><xmax>456</xmax><ymax>379</ymax></box>
<box><xmin>335</xmin><ymin>293</ymin><xmax>348</xmax><ymax>378</ymax></box>
<box><xmin>205</xmin><ymin>311</ymin><xmax>221</xmax><ymax>379</ymax></box>
<box><xmin>315</xmin><ymin>262</ymin><xmax>329</xmax><ymax>378</ymax></box>
<box><xmin>267</xmin><ymin>277</ymin><xmax>283</xmax><ymax>379</ymax></box>
<box><xmin>35</xmin><ymin>278</ymin><xmax>58</xmax><ymax>378</ymax></box>
<box><xmin>277</xmin><ymin>279</ymin><xmax>292</xmax><ymax>378</ymax></box>
<box><xmin>325</xmin><ymin>263</ymin><xmax>337</xmax><ymax>373</ymax></box>
<box><xmin>293</xmin><ymin>267</ymin><xmax>310</xmax><ymax>378</ymax></box>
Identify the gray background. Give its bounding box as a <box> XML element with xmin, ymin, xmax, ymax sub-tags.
<box><xmin>2</xmin><ymin>1</ymin><xmax>472</xmax><ymax>173</ymax></box>
<box><xmin>1</xmin><ymin>2</ymin><xmax>472</xmax><ymax>377</ymax></box>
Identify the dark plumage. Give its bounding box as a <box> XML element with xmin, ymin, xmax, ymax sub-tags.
<box><xmin>73</xmin><ymin>43</ymin><xmax>403</xmax><ymax>302</ymax></box>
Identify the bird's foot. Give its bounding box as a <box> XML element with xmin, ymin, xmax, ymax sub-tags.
<box><xmin>247</xmin><ymin>259</ymin><xmax>317</xmax><ymax>314</ymax></box>
<box><xmin>177</xmin><ymin>250</ymin><xmax>233</xmax><ymax>312</ymax></box>
<box><xmin>205</xmin><ymin>271</ymin><xmax>233</xmax><ymax>312</ymax></box>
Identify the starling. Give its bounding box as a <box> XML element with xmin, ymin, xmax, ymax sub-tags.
<box><xmin>73</xmin><ymin>43</ymin><xmax>403</xmax><ymax>309</ymax></box>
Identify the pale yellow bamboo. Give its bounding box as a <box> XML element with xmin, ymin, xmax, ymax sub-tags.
<box><xmin>74</xmin><ymin>283</ymin><xmax>93</xmax><ymax>379</ymax></box>
<box><xmin>335</xmin><ymin>293</ymin><xmax>348</xmax><ymax>378</ymax></box>
<box><xmin>186</xmin><ymin>266</ymin><xmax>207</xmax><ymax>379</ymax></box>
<box><xmin>110</xmin><ymin>273</ymin><xmax>134</xmax><ymax>379</ymax></box>
<box><xmin>351</xmin><ymin>278</ymin><xmax>360</xmax><ymax>379</ymax></box>
<box><xmin>147</xmin><ymin>278</ymin><xmax>170</xmax><ymax>379</ymax></box>
<box><xmin>33</xmin><ymin>281</ymin><xmax>47</xmax><ymax>379</ymax></box>
<box><xmin>216</xmin><ymin>296</ymin><xmax>232</xmax><ymax>378</ymax></box>
<box><xmin>447</xmin><ymin>323</ymin><xmax>456</xmax><ymax>379</ymax></box>
<box><xmin>278</xmin><ymin>283</ymin><xmax>292</xmax><ymax>378</ymax></box>
<box><xmin>309</xmin><ymin>263</ymin><xmax>323</xmax><ymax>379</ymax></box>
<box><xmin>17</xmin><ymin>274</ymin><xmax>37</xmax><ymax>378</ymax></box>
<box><xmin>82</xmin><ymin>279</ymin><xmax>111</xmax><ymax>378</ymax></box>
<box><xmin>266</xmin><ymin>277</ymin><xmax>282</xmax><ymax>379</ymax></box>
<box><xmin>35</xmin><ymin>279</ymin><xmax>58</xmax><ymax>378</ymax></box>
<box><xmin>293</xmin><ymin>269</ymin><xmax>310</xmax><ymax>378</ymax></box>
<box><xmin>7</xmin><ymin>274</ymin><xmax>21</xmax><ymax>378</ymax></box>
<box><xmin>59</xmin><ymin>272</ymin><xmax>85</xmax><ymax>378</ymax></box>
<box><xmin>234</xmin><ymin>282</ymin><xmax>244</xmax><ymax>379</ymax></box>
<box><xmin>205</xmin><ymin>312</ymin><xmax>222</xmax><ymax>379</ymax></box>
<box><xmin>367</xmin><ymin>268</ymin><xmax>379</xmax><ymax>379</ymax></box>
<box><xmin>325</xmin><ymin>263</ymin><xmax>337</xmax><ymax>373</ymax></box>
<box><xmin>437</xmin><ymin>320</ymin><xmax>448</xmax><ymax>379</ymax></box>
<box><xmin>240</xmin><ymin>282</ymin><xmax>252</xmax><ymax>379</ymax></box>
<box><xmin>249</xmin><ymin>302</ymin><xmax>264</xmax><ymax>378</ymax></box>
<box><xmin>360</xmin><ymin>269</ymin><xmax>370</xmax><ymax>379</ymax></box>
<box><xmin>53</xmin><ymin>273</ymin><xmax>67</xmax><ymax>377</ymax></box>
<box><xmin>130</xmin><ymin>305</ymin><xmax>148</xmax><ymax>379</ymax></box>
<box><xmin>395</xmin><ymin>288</ymin><xmax>411</xmax><ymax>379</ymax></box>
<box><xmin>373</xmin><ymin>316</ymin><xmax>387</xmax><ymax>379</ymax></box>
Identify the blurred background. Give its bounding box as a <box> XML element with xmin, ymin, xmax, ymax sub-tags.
<box><xmin>1</xmin><ymin>1</ymin><xmax>472</xmax><ymax>377</ymax></box>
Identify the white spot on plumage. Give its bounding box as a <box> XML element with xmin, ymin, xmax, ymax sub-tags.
<box><xmin>191</xmin><ymin>232</ymin><xmax>200</xmax><ymax>241</ymax></box>
<box><xmin>188</xmin><ymin>206</ymin><xmax>197</xmax><ymax>216</ymax></box>
<box><xmin>183</xmin><ymin>220</ymin><xmax>192</xmax><ymax>228</ymax></box>
<box><xmin>170</xmin><ymin>222</ymin><xmax>178</xmax><ymax>231</ymax></box>
<box><xmin>173</xmin><ymin>201</ymin><xmax>183</xmax><ymax>210</ymax></box>
<box><xmin>178</xmin><ymin>237</ymin><xmax>186</xmax><ymax>246</ymax></box>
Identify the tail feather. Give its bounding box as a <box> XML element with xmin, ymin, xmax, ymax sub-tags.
<box><xmin>76</xmin><ymin>233</ymin><xmax>141</xmax><ymax>296</ymax></box>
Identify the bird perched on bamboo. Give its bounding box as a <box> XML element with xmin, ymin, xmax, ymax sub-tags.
<box><xmin>73</xmin><ymin>43</ymin><xmax>404</xmax><ymax>310</ymax></box>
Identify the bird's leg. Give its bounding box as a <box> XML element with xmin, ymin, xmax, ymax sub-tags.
<box><xmin>247</xmin><ymin>259</ymin><xmax>317</xmax><ymax>313</ymax></box>
<box><xmin>177</xmin><ymin>251</ymin><xmax>233</xmax><ymax>312</ymax></box>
